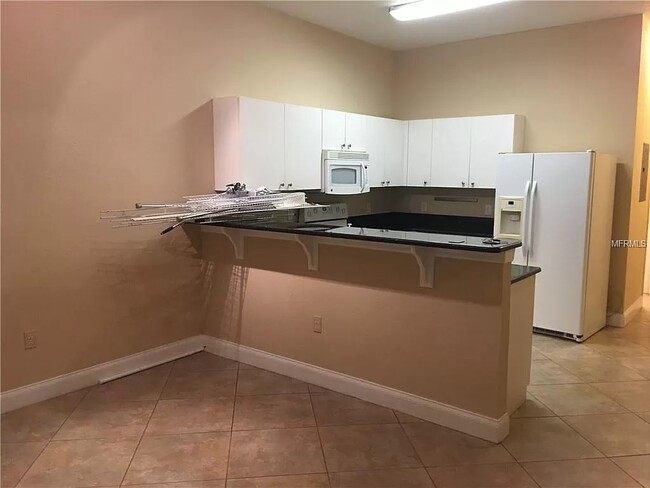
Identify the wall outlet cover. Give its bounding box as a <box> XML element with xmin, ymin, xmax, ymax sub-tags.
<box><xmin>23</xmin><ymin>330</ymin><xmax>37</xmax><ymax>350</ymax></box>
<box><xmin>313</xmin><ymin>315</ymin><xmax>322</xmax><ymax>333</ymax></box>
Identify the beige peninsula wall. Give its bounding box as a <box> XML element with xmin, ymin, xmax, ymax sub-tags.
<box><xmin>199</xmin><ymin>229</ymin><xmax>513</xmax><ymax>420</ymax></box>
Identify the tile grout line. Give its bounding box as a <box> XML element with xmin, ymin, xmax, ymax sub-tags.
<box><xmin>498</xmin><ymin>434</ymin><xmax>543</xmax><ymax>488</ymax></box>
<box><xmin>12</xmin><ymin>387</ymin><xmax>90</xmax><ymax>487</ymax></box>
<box><xmin>223</xmin><ymin>360</ymin><xmax>241</xmax><ymax>482</ymax></box>
<box><xmin>527</xmin><ymin>383</ymin><xmax>635</xmax><ymax>417</ymax></box>
<box><xmin>117</xmin><ymin>361</ymin><xmax>174</xmax><ymax>487</ymax></box>
<box><xmin>395</xmin><ymin>413</ymin><xmax>434</xmax><ymax>486</ymax></box>
<box><xmin>309</xmin><ymin>391</ymin><xmax>333</xmax><ymax>488</ymax></box>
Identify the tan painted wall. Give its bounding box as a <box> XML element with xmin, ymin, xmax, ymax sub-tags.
<box><xmin>199</xmin><ymin>232</ymin><xmax>512</xmax><ymax>418</ymax></box>
<box><xmin>627</xmin><ymin>13</ymin><xmax>650</xmax><ymax>310</ymax></box>
<box><xmin>395</xmin><ymin>15</ymin><xmax>644</xmax><ymax>314</ymax></box>
<box><xmin>3</xmin><ymin>1</ymin><xmax>648</xmax><ymax>395</ymax></box>
<box><xmin>0</xmin><ymin>1</ymin><xmax>395</xmax><ymax>391</ymax></box>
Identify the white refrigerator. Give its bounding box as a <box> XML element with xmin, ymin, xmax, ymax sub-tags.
<box><xmin>495</xmin><ymin>151</ymin><xmax>616</xmax><ymax>342</ymax></box>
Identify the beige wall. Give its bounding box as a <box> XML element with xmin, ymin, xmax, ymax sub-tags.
<box><xmin>627</xmin><ymin>13</ymin><xmax>650</xmax><ymax>310</ymax></box>
<box><xmin>395</xmin><ymin>15</ymin><xmax>645</xmax><ymax>315</ymax></box>
<box><xmin>2</xmin><ymin>2</ymin><xmax>648</xmax><ymax>393</ymax></box>
<box><xmin>0</xmin><ymin>1</ymin><xmax>395</xmax><ymax>391</ymax></box>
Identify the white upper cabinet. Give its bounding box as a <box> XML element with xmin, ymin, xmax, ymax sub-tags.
<box><xmin>285</xmin><ymin>104</ymin><xmax>322</xmax><ymax>190</ymax></box>
<box><xmin>469</xmin><ymin>114</ymin><xmax>525</xmax><ymax>188</ymax></box>
<box><xmin>430</xmin><ymin>117</ymin><xmax>472</xmax><ymax>188</ymax></box>
<box><xmin>214</xmin><ymin>97</ymin><xmax>321</xmax><ymax>191</ymax></box>
<box><xmin>383</xmin><ymin>119</ymin><xmax>406</xmax><ymax>187</ymax></box>
<box><xmin>344</xmin><ymin>113</ymin><xmax>368</xmax><ymax>151</ymax></box>
<box><xmin>366</xmin><ymin>116</ymin><xmax>385</xmax><ymax>187</ymax></box>
<box><xmin>367</xmin><ymin>116</ymin><xmax>405</xmax><ymax>188</ymax></box>
<box><xmin>407</xmin><ymin>119</ymin><xmax>433</xmax><ymax>187</ymax></box>
<box><xmin>322</xmin><ymin>110</ymin><xmax>347</xmax><ymax>150</ymax></box>
<box><xmin>214</xmin><ymin>95</ymin><xmax>524</xmax><ymax>192</ymax></box>
<box><xmin>214</xmin><ymin>97</ymin><xmax>285</xmax><ymax>191</ymax></box>
<box><xmin>322</xmin><ymin>110</ymin><xmax>368</xmax><ymax>151</ymax></box>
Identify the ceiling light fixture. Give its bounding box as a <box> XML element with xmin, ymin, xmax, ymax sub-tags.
<box><xmin>389</xmin><ymin>0</ymin><xmax>511</xmax><ymax>22</ymax></box>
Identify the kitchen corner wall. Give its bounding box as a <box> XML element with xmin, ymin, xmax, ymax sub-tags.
<box><xmin>395</xmin><ymin>14</ymin><xmax>647</xmax><ymax>315</ymax></box>
<box><xmin>2</xmin><ymin>2</ymin><xmax>648</xmax><ymax>392</ymax></box>
<box><xmin>0</xmin><ymin>1</ymin><xmax>395</xmax><ymax>391</ymax></box>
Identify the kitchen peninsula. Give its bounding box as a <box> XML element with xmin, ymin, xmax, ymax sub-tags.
<box><xmin>187</xmin><ymin>216</ymin><xmax>540</xmax><ymax>442</ymax></box>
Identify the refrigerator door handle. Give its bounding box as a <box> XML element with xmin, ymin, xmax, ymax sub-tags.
<box><xmin>528</xmin><ymin>180</ymin><xmax>538</xmax><ymax>259</ymax></box>
<box><xmin>523</xmin><ymin>180</ymin><xmax>531</xmax><ymax>260</ymax></box>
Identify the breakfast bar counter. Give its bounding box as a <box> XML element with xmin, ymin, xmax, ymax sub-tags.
<box><xmin>187</xmin><ymin>220</ymin><xmax>538</xmax><ymax>443</ymax></box>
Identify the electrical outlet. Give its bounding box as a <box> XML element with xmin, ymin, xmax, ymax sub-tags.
<box><xmin>484</xmin><ymin>204</ymin><xmax>493</xmax><ymax>216</ymax></box>
<box><xmin>420</xmin><ymin>201</ymin><xmax>428</xmax><ymax>212</ymax></box>
<box><xmin>313</xmin><ymin>315</ymin><xmax>322</xmax><ymax>334</ymax></box>
<box><xmin>23</xmin><ymin>330</ymin><xmax>37</xmax><ymax>350</ymax></box>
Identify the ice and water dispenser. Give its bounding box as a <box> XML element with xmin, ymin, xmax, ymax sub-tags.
<box><xmin>495</xmin><ymin>196</ymin><xmax>525</xmax><ymax>239</ymax></box>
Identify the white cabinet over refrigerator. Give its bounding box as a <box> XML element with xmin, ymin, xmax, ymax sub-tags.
<box><xmin>469</xmin><ymin>115</ymin><xmax>525</xmax><ymax>188</ymax></box>
<box><xmin>495</xmin><ymin>151</ymin><xmax>617</xmax><ymax>342</ymax></box>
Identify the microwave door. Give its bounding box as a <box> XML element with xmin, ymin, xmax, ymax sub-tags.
<box><xmin>331</xmin><ymin>166</ymin><xmax>359</xmax><ymax>186</ymax></box>
<box><xmin>324</xmin><ymin>160</ymin><xmax>368</xmax><ymax>194</ymax></box>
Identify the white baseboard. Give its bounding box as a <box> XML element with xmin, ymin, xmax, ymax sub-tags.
<box><xmin>2</xmin><ymin>334</ymin><xmax>510</xmax><ymax>442</ymax></box>
<box><xmin>607</xmin><ymin>294</ymin><xmax>644</xmax><ymax>328</ymax></box>
<box><xmin>203</xmin><ymin>335</ymin><xmax>509</xmax><ymax>442</ymax></box>
<box><xmin>0</xmin><ymin>336</ymin><xmax>207</xmax><ymax>414</ymax></box>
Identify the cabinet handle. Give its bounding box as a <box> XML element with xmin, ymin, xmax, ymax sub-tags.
<box><xmin>279</xmin><ymin>183</ymin><xmax>285</xmax><ymax>189</ymax></box>
<box><xmin>387</xmin><ymin>181</ymin><xmax>391</xmax><ymax>185</ymax></box>
<box><xmin>341</xmin><ymin>144</ymin><xmax>345</xmax><ymax>149</ymax></box>
<box><xmin>471</xmin><ymin>182</ymin><xmax>475</xmax><ymax>188</ymax></box>
<box><xmin>288</xmin><ymin>183</ymin><xmax>293</xmax><ymax>188</ymax></box>
<box><xmin>423</xmin><ymin>181</ymin><xmax>427</xmax><ymax>186</ymax></box>
<box><xmin>461</xmin><ymin>181</ymin><xmax>466</xmax><ymax>187</ymax></box>
<box><xmin>347</xmin><ymin>144</ymin><xmax>351</xmax><ymax>149</ymax></box>
<box><xmin>381</xmin><ymin>181</ymin><xmax>385</xmax><ymax>186</ymax></box>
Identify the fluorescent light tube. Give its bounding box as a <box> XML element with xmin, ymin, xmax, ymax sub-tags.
<box><xmin>389</xmin><ymin>0</ymin><xmax>510</xmax><ymax>22</ymax></box>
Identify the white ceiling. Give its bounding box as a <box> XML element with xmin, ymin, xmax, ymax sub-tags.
<box><xmin>265</xmin><ymin>1</ymin><xmax>649</xmax><ymax>51</ymax></box>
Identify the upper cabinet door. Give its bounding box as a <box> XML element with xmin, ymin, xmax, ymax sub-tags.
<box><xmin>469</xmin><ymin>115</ymin><xmax>524</xmax><ymax>189</ymax></box>
<box><xmin>406</xmin><ymin>119</ymin><xmax>433</xmax><ymax>187</ymax></box>
<box><xmin>239</xmin><ymin>97</ymin><xmax>285</xmax><ymax>191</ymax></box>
<box><xmin>366</xmin><ymin>116</ymin><xmax>385</xmax><ymax>188</ymax></box>
<box><xmin>285</xmin><ymin>104</ymin><xmax>322</xmax><ymax>190</ymax></box>
<box><xmin>430</xmin><ymin>117</ymin><xmax>471</xmax><ymax>188</ymax></box>
<box><xmin>322</xmin><ymin>110</ymin><xmax>346</xmax><ymax>150</ymax></box>
<box><xmin>384</xmin><ymin>119</ymin><xmax>406</xmax><ymax>187</ymax></box>
<box><xmin>344</xmin><ymin>113</ymin><xmax>368</xmax><ymax>151</ymax></box>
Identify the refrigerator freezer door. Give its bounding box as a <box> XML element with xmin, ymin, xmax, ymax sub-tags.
<box><xmin>495</xmin><ymin>153</ymin><xmax>534</xmax><ymax>265</ymax></box>
<box><xmin>528</xmin><ymin>152</ymin><xmax>593</xmax><ymax>338</ymax></box>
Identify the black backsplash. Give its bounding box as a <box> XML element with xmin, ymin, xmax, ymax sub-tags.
<box><xmin>347</xmin><ymin>212</ymin><xmax>494</xmax><ymax>238</ymax></box>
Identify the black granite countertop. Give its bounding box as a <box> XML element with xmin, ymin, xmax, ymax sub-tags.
<box><xmin>196</xmin><ymin>220</ymin><xmax>521</xmax><ymax>254</ymax></box>
<box><xmin>511</xmin><ymin>264</ymin><xmax>541</xmax><ymax>284</ymax></box>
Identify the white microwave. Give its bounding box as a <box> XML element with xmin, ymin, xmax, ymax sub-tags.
<box><xmin>322</xmin><ymin>150</ymin><xmax>370</xmax><ymax>195</ymax></box>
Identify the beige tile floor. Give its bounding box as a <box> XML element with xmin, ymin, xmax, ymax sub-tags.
<box><xmin>2</xmin><ymin>308</ymin><xmax>649</xmax><ymax>488</ymax></box>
